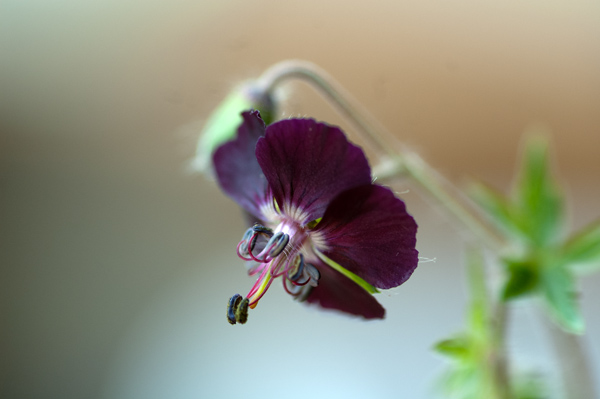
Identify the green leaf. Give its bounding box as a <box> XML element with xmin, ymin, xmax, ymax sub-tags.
<box><xmin>501</xmin><ymin>258</ymin><xmax>539</xmax><ymax>300</ymax></box>
<box><xmin>469</xmin><ymin>182</ymin><xmax>518</xmax><ymax>235</ymax></box>
<box><xmin>513</xmin><ymin>135</ymin><xmax>564</xmax><ymax>246</ymax></box>
<box><xmin>434</xmin><ymin>335</ymin><xmax>472</xmax><ymax>359</ymax></box>
<box><xmin>539</xmin><ymin>265</ymin><xmax>584</xmax><ymax>334</ymax></box>
<box><xmin>561</xmin><ymin>219</ymin><xmax>600</xmax><ymax>274</ymax></box>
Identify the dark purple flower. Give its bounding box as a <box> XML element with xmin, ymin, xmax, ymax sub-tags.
<box><xmin>213</xmin><ymin>111</ymin><xmax>418</xmax><ymax>323</ymax></box>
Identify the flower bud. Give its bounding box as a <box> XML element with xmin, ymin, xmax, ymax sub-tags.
<box><xmin>191</xmin><ymin>82</ymin><xmax>276</xmax><ymax>173</ymax></box>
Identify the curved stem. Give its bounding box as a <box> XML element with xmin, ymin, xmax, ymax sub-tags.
<box><xmin>399</xmin><ymin>151</ymin><xmax>505</xmax><ymax>251</ymax></box>
<box><xmin>255</xmin><ymin>60</ymin><xmax>597</xmax><ymax>399</ymax></box>
<box><xmin>256</xmin><ymin>60</ymin><xmax>394</xmax><ymax>158</ymax></box>
<box><xmin>257</xmin><ymin>60</ymin><xmax>505</xmax><ymax>251</ymax></box>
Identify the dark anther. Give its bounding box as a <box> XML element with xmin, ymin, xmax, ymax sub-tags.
<box><xmin>267</xmin><ymin>232</ymin><xmax>289</xmax><ymax>258</ymax></box>
<box><xmin>238</xmin><ymin>229</ymin><xmax>254</xmax><ymax>254</ymax></box>
<box><xmin>241</xmin><ymin>228</ymin><xmax>254</xmax><ymax>242</ymax></box>
<box><xmin>235</xmin><ymin>297</ymin><xmax>249</xmax><ymax>324</ymax></box>
<box><xmin>289</xmin><ymin>254</ymin><xmax>305</xmax><ymax>281</ymax></box>
<box><xmin>248</xmin><ymin>233</ymin><xmax>258</xmax><ymax>252</ymax></box>
<box><xmin>306</xmin><ymin>263</ymin><xmax>321</xmax><ymax>284</ymax></box>
<box><xmin>227</xmin><ymin>294</ymin><xmax>242</xmax><ymax>325</ymax></box>
<box><xmin>252</xmin><ymin>224</ymin><xmax>274</xmax><ymax>237</ymax></box>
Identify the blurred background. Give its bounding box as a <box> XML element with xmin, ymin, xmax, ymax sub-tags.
<box><xmin>1</xmin><ymin>1</ymin><xmax>599</xmax><ymax>398</ymax></box>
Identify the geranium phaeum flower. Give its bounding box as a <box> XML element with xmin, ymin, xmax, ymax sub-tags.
<box><xmin>213</xmin><ymin>110</ymin><xmax>418</xmax><ymax>324</ymax></box>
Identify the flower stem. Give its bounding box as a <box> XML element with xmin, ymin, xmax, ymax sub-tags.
<box><xmin>256</xmin><ymin>60</ymin><xmax>394</xmax><ymax>159</ymax></box>
<box><xmin>468</xmin><ymin>249</ymin><xmax>512</xmax><ymax>399</ymax></box>
<box><xmin>542</xmin><ymin>316</ymin><xmax>598</xmax><ymax>399</ymax></box>
<box><xmin>258</xmin><ymin>59</ymin><xmax>512</xmax><ymax>395</ymax></box>
<box><xmin>255</xmin><ymin>59</ymin><xmax>596</xmax><ymax>399</ymax></box>
<box><xmin>491</xmin><ymin>302</ymin><xmax>512</xmax><ymax>399</ymax></box>
<box><xmin>397</xmin><ymin>151</ymin><xmax>506</xmax><ymax>251</ymax></box>
<box><xmin>257</xmin><ymin>59</ymin><xmax>505</xmax><ymax>251</ymax></box>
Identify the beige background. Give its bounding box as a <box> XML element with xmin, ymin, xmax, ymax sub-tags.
<box><xmin>2</xmin><ymin>1</ymin><xmax>599</xmax><ymax>398</ymax></box>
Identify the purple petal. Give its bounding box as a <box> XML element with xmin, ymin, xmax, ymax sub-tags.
<box><xmin>213</xmin><ymin>111</ymin><xmax>271</xmax><ymax>219</ymax></box>
<box><xmin>305</xmin><ymin>260</ymin><xmax>385</xmax><ymax>319</ymax></box>
<box><xmin>313</xmin><ymin>184</ymin><xmax>418</xmax><ymax>289</ymax></box>
<box><xmin>255</xmin><ymin>119</ymin><xmax>371</xmax><ymax>224</ymax></box>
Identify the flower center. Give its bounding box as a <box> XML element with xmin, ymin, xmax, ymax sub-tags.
<box><xmin>227</xmin><ymin>222</ymin><xmax>321</xmax><ymax>325</ymax></box>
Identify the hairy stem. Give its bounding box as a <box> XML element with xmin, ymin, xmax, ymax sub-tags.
<box><xmin>469</xmin><ymin>249</ymin><xmax>512</xmax><ymax>399</ymax></box>
<box><xmin>257</xmin><ymin>60</ymin><xmax>392</xmax><ymax>158</ymax></box>
<box><xmin>399</xmin><ymin>151</ymin><xmax>505</xmax><ymax>250</ymax></box>
<box><xmin>542</xmin><ymin>317</ymin><xmax>597</xmax><ymax>399</ymax></box>
<box><xmin>256</xmin><ymin>59</ymin><xmax>596</xmax><ymax>399</ymax></box>
<box><xmin>257</xmin><ymin>59</ymin><xmax>505</xmax><ymax>251</ymax></box>
<box><xmin>491</xmin><ymin>302</ymin><xmax>512</xmax><ymax>399</ymax></box>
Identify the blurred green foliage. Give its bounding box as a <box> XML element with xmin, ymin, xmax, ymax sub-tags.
<box><xmin>471</xmin><ymin>136</ymin><xmax>600</xmax><ymax>333</ymax></box>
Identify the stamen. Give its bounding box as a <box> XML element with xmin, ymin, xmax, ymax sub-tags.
<box><xmin>236</xmin><ymin>240</ymin><xmax>255</xmax><ymax>261</ymax></box>
<box><xmin>227</xmin><ymin>294</ymin><xmax>243</xmax><ymax>325</ymax></box>
<box><xmin>238</xmin><ymin>234</ymin><xmax>265</xmax><ymax>263</ymax></box>
<box><xmin>267</xmin><ymin>232</ymin><xmax>289</xmax><ymax>258</ymax></box>
<box><xmin>236</xmin><ymin>228</ymin><xmax>256</xmax><ymax>261</ymax></box>
<box><xmin>296</xmin><ymin>284</ymin><xmax>314</xmax><ymax>302</ymax></box>
<box><xmin>291</xmin><ymin>277</ymin><xmax>310</xmax><ymax>286</ymax></box>
<box><xmin>246</xmin><ymin>234</ymin><xmax>266</xmax><ymax>263</ymax></box>
<box><xmin>285</xmin><ymin>258</ymin><xmax>316</xmax><ymax>287</ymax></box>
<box><xmin>252</xmin><ymin>224</ymin><xmax>274</xmax><ymax>237</ymax></box>
<box><xmin>283</xmin><ymin>277</ymin><xmax>302</xmax><ymax>296</ymax></box>
<box><xmin>237</xmin><ymin>225</ymin><xmax>278</xmax><ymax>262</ymax></box>
<box><xmin>246</xmin><ymin>261</ymin><xmax>265</xmax><ymax>276</ymax></box>
<box><xmin>230</xmin><ymin>221</ymin><xmax>314</xmax><ymax>317</ymax></box>
<box><xmin>248</xmin><ymin>232</ymin><xmax>290</xmax><ymax>263</ymax></box>
<box><xmin>283</xmin><ymin>275</ymin><xmax>315</xmax><ymax>302</ymax></box>
<box><xmin>235</xmin><ymin>298</ymin><xmax>249</xmax><ymax>324</ymax></box>
<box><xmin>247</xmin><ymin>266</ymin><xmax>274</xmax><ymax>308</ymax></box>
<box><xmin>241</xmin><ymin>227</ymin><xmax>254</xmax><ymax>244</ymax></box>
<box><xmin>248</xmin><ymin>233</ymin><xmax>259</xmax><ymax>252</ymax></box>
<box><xmin>288</xmin><ymin>254</ymin><xmax>305</xmax><ymax>281</ymax></box>
<box><xmin>305</xmin><ymin>263</ymin><xmax>321</xmax><ymax>287</ymax></box>
<box><xmin>269</xmin><ymin>256</ymin><xmax>287</xmax><ymax>277</ymax></box>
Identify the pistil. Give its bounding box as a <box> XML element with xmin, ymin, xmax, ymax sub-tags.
<box><xmin>228</xmin><ymin>220</ymin><xmax>321</xmax><ymax>323</ymax></box>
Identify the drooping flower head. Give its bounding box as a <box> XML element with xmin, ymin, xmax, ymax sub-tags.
<box><xmin>213</xmin><ymin>110</ymin><xmax>418</xmax><ymax>324</ymax></box>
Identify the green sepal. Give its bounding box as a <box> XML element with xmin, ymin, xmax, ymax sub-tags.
<box><xmin>561</xmin><ymin>219</ymin><xmax>600</xmax><ymax>274</ymax></box>
<box><xmin>313</xmin><ymin>248</ymin><xmax>379</xmax><ymax>294</ymax></box>
<box><xmin>470</xmin><ymin>182</ymin><xmax>518</xmax><ymax>236</ymax></box>
<box><xmin>539</xmin><ymin>264</ymin><xmax>584</xmax><ymax>334</ymax></box>
<box><xmin>305</xmin><ymin>217</ymin><xmax>322</xmax><ymax>230</ymax></box>
<box><xmin>434</xmin><ymin>335</ymin><xmax>471</xmax><ymax>359</ymax></box>
<box><xmin>513</xmin><ymin>136</ymin><xmax>564</xmax><ymax>246</ymax></box>
<box><xmin>193</xmin><ymin>82</ymin><xmax>275</xmax><ymax>173</ymax></box>
<box><xmin>501</xmin><ymin>258</ymin><xmax>539</xmax><ymax>300</ymax></box>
